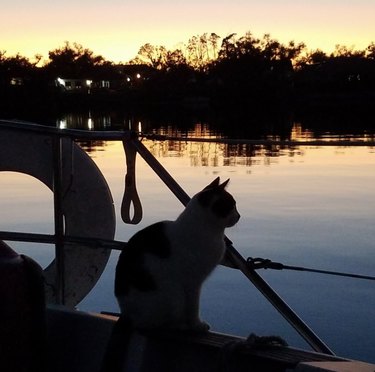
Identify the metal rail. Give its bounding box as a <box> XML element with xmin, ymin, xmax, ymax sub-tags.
<box><xmin>0</xmin><ymin>119</ymin><xmax>345</xmax><ymax>354</ymax></box>
<box><xmin>53</xmin><ymin>136</ymin><xmax>65</xmax><ymax>305</ymax></box>
<box><xmin>131</xmin><ymin>137</ymin><xmax>334</xmax><ymax>355</ymax></box>
<box><xmin>0</xmin><ymin>231</ymin><xmax>125</xmax><ymax>250</ymax></box>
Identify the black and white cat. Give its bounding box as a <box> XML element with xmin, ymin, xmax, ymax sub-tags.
<box><xmin>115</xmin><ymin>177</ymin><xmax>240</xmax><ymax>331</ymax></box>
<box><xmin>101</xmin><ymin>177</ymin><xmax>239</xmax><ymax>371</ymax></box>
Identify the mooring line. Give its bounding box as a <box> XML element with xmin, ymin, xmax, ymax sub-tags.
<box><xmin>247</xmin><ymin>257</ymin><xmax>375</xmax><ymax>281</ymax></box>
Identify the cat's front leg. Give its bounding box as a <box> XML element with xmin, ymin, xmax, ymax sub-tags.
<box><xmin>184</xmin><ymin>287</ymin><xmax>210</xmax><ymax>332</ymax></box>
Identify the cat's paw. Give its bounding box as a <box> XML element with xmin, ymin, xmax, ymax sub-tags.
<box><xmin>192</xmin><ymin>320</ymin><xmax>210</xmax><ymax>333</ymax></box>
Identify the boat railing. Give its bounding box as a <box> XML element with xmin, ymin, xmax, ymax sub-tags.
<box><xmin>4</xmin><ymin>119</ymin><xmax>372</xmax><ymax>355</ymax></box>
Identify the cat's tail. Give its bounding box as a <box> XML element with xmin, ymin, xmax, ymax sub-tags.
<box><xmin>100</xmin><ymin>315</ymin><xmax>133</xmax><ymax>372</ymax></box>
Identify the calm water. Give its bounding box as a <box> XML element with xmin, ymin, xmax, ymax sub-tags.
<box><xmin>1</xmin><ymin>120</ymin><xmax>374</xmax><ymax>363</ymax></box>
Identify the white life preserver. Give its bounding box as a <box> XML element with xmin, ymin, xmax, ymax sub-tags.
<box><xmin>0</xmin><ymin>126</ymin><xmax>116</xmax><ymax>307</ymax></box>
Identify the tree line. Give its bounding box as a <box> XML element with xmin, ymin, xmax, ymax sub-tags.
<box><xmin>2</xmin><ymin>32</ymin><xmax>375</xmax><ymax>112</ymax></box>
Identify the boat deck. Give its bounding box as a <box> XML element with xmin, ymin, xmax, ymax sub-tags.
<box><xmin>46</xmin><ymin>306</ymin><xmax>374</xmax><ymax>372</ymax></box>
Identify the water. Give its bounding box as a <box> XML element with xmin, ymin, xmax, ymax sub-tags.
<box><xmin>0</xmin><ymin>118</ymin><xmax>374</xmax><ymax>363</ymax></box>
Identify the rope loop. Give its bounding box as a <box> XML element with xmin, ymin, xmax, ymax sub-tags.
<box><xmin>246</xmin><ymin>333</ymin><xmax>288</xmax><ymax>347</ymax></box>
<box><xmin>121</xmin><ymin>138</ymin><xmax>143</xmax><ymax>225</ymax></box>
<box><xmin>220</xmin><ymin>333</ymin><xmax>288</xmax><ymax>371</ymax></box>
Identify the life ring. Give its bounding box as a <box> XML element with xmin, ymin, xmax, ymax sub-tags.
<box><xmin>0</xmin><ymin>126</ymin><xmax>116</xmax><ymax>307</ymax></box>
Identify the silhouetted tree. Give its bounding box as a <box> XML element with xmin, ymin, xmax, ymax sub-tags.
<box><xmin>164</xmin><ymin>49</ymin><xmax>188</xmax><ymax>70</ymax></box>
<box><xmin>0</xmin><ymin>52</ymin><xmax>36</xmax><ymax>88</ymax></box>
<box><xmin>136</xmin><ymin>43</ymin><xmax>168</xmax><ymax>69</ymax></box>
<box><xmin>366</xmin><ymin>42</ymin><xmax>375</xmax><ymax>59</ymax></box>
<box><xmin>0</xmin><ymin>53</ymin><xmax>34</xmax><ymax>74</ymax></box>
<box><xmin>331</xmin><ymin>44</ymin><xmax>365</xmax><ymax>58</ymax></box>
<box><xmin>210</xmin><ymin>31</ymin><xmax>300</xmax><ymax>106</ymax></box>
<box><xmin>45</xmin><ymin>41</ymin><xmax>107</xmax><ymax>78</ymax></box>
<box><xmin>186</xmin><ymin>34</ymin><xmax>207</xmax><ymax>70</ymax></box>
<box><xmin>297</xmin><ymin>49</ymin><xmax>329</xmax><ymax>67</ymax></box>
<box><xmin>208</xmin><ymin>33</ymin><xmax>220</xmax><ymax>60</ymax></box>
<box><xmin>218</xmin><ymin>33</ymin><xmax>237</xmax><ymax>60</ymax></box>
<box><xmin>2</xmin><ymin>31</ymin><xmax>375</xmax><ymax>114</ymax></box>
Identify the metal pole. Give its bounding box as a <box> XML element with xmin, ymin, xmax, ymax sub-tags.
<box><xmin>131</xmin><ymin>137</ymin><xmax>334</xmax><ymax>355</ymax></box>
<box><xmin>53</xmin><ymin>136</ymin><xmax>65</xmax><ymax>305</ymax></box>
<box><xmin>224</xmin><ymin>244</ymin><xmax>334</xmax><ymax>354</ymax></box>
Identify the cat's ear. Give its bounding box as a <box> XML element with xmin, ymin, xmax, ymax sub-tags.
<box><xmin>203</xmin><ymin>177</ymin><xmax>220</xmax><ymax>190</ymax></box>
<box><xmin>219</xmin><ymin>178</ymin><xmax>230</xmax><ymax>190</ymax></box>
<box><xmin>198</xmin><ymin>177</ymin><xmax>229</xmax><ymax>206</ymax></box>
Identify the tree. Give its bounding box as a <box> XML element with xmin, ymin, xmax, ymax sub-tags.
<box><xmin>331</xmin><ymin>44</ymin><xmax>365</xmax><ymax>58</ymax></box>
<box><xmin>303</xmin><ymin>49</ymin><xmax>328</xmax><ymax>64</ymax></box>
<box><xmin>45</xmin><ymin>41</ymin><xmax>107</xmax><ymax>77</ymax></box>
<box><xmin>184</xmin><ymin>33</ymin><xmax>222</xmax><ymax>70</ymax></box>
<box><xmin>218</xmin><ymin>33</ymin><xmax>237</xmax><ymax>60</ymax></box>
<box><xmin>366</xmin><ymin>42</ymin><xmax>375</xmax><ymax>59</ymax></box>
<box><xmin>164</xmin><ymin>49</ymin><xmax>188</xmax><ymax>70</ymax></box>
<box><xmin>209</xmin><ymin>33</ymin><xmax>220</xmax><ymax>60</ymax></box>
<box><xmin>0</xmin><ymin>52</ymin><xmax>34</xmax><ymax>78</ymax></box>
<box><xmin>136</xmin><ymin>43</ymin><xmax>168</xmax><ymax>69</ymax></box>
<box><xmin>186</xmin><ymin>34</ymin><xmax>207</xmax><ymax>70</ymax></box>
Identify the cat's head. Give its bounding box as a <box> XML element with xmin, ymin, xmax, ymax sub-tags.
<box><xmin>193</xmin><ymin>177</ymin><xmax>240</xmax><ymax>228</ymax></box>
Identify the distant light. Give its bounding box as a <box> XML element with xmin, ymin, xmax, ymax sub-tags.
<box><xmin>10</xmin><ymin>78</ymin><xmax>22</xmax><ymax>85</ymax></box>
<box><xmin>127</xmin><ymin>77</ymin><xmax>131</xmax><ymax>82</ymax></box>
<box><xmin>88</xmin><ymin>118</ymin><xmax>93</xmax><ymax>130</ymax></box>
<box><xmin>136</xmin><ymin>73</ymin><xmax>141</xmax><ymax>79</ymax></box>
<box><xmin>138</xmin><ymin>121</ymin><xmax>142</xmax><ymax>133</ymax></box>
<box><xmin>57</xmin><ymin>77</ymin><xmax>65</xmax><ymax>86</ymax></box>
<box><xmin>86</xmin><ymin>80</ymin><xmax>92</xmax><ymax>86</ymax></box>
<box><xmin>58</xmin><ymin>119</ymin><xmax>67</xmax><ymax>129</ymax></box>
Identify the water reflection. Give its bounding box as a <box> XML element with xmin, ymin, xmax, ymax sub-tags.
<box><xmin>76</xmin><ymin>140</ymin><xmax>108</xmax><ymax>154</ymax></box>
<box><xmin>57</xmin><ymin>112</ymin><xmax>112</xmax><ymax>130</ymax></box>
<box><xmin>143</xmin><ymin>122</ymin><xmax>312</xmax><ymax>167</ymax></box>
<box><xmin>154</xmin><ymin>122</ymin><xmax>223</xmax><ymax>139</ymax></box>
<box><xmin>2</xmin><ymin>113</ymin><xmax>375</xmax><ymax>363</ymax></box>
<box><xmin>57</xmin><ymin>112</ymin><xmax>375</xmax><ymax>163</ymax></box>
<box><xmin>290</xmin><ymin>122</ymin><xmax>315</xmax><ymax>141</ymax></box>
<box><xmin>143</xmin><ymin>138</ymin><xmax>306</xmax><ymax>168</ymax></box>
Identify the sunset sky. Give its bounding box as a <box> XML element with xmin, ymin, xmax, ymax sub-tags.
<box><xmin>1</xmin><ymin>0</ymin><xmax>375</xmax><ymax>64</ymax></box>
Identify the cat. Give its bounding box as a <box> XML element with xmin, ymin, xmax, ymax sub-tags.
<box><xmin>100</xmin><ymin>177</ymin><xmax>240</xmax><ymax>371</ymax></box>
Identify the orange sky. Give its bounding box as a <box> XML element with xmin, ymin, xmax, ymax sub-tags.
<box><xmin>1</xmin><ymin>0</ymin><xmax>375</xmax><ymax>63</ymax></box>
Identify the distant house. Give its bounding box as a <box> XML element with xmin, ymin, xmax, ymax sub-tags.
<box><xmin>54</xmin><ymin>64</ymin><xmax>155</xmax><ymax>93</ymax></box>
<box><xmin>10</xmin><ymin>77</ymin><xmax>24</xmax><ymax>86</ymax></box>
<box><xmin>56</xmin><ymin>77</ymin><xmax>92</xmax><ymax>91</ymax></box>
<box><xmin>97</xmin><ymin>80</ymin><xmax>110</xmax><ymax>89</ymax></box>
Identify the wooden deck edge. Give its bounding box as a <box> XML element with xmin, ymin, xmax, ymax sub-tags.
<box><xmin>46</xmin><ymin>306</ymin><xmax>374</xmax><ymax>372</ymax></box>
<box><xmin>295</xmin><ymin>360</ymin><xmax>375</xmax><ymax>372</ymax></box>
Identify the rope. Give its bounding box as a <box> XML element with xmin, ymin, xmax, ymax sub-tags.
<box><xmin>220</xmin><ymin>333</ymin><xmax>288</xmax><ymax>372</ymax></box>
<box><xmin>121</xmin><ymin>137</ymin><xmax>143</xmax><ymax>224</ymax></box>
<box><xmin>247</xmin><ymin>257</ymin><xmax>375</xmax><ymax>281</ymax></box>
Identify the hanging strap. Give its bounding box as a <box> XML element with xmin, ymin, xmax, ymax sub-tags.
<box><xmin>121</xmin><ymin>138</ymin><xmax>143</xmax><ymax>224</ymax></box>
